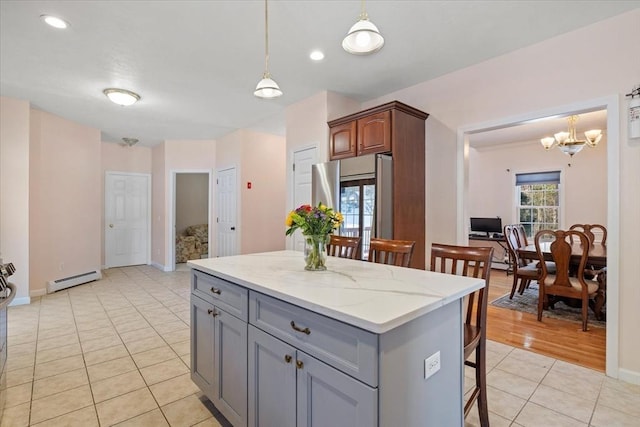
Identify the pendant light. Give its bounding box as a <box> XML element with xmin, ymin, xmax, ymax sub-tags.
<box><xmin>254</xmin><ymin>0</ymin><xmax>282</xmax><ymax>99</ymax></box>
<box><xmin>342</xmin><ymin>0</ymin><xmax>384</xmax><ymax>55</ymax></box>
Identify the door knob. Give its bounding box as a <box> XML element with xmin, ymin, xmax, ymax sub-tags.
<box><xmin>109</xmin><ymin>224</ymin><xmax>114</xmax><ymax>228</ymax></box>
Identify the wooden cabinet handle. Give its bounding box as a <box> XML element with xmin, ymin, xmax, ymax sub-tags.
<box><xmin>284</xmin><ymin>355</ymin><xmax>292</xmax><ymax>363</ymax></box>
<box><xmin>290</xmin><ymin>321</ymin><xmax>310</xmax><ymax>335</ymax></box>
<box><xmin>210</xmin><ymin>287</ymin><xmax>221</xmax><ymax>295</ymax></box>
<box><xmin>296</xmin><ymin>360</ymin><xmax>304</xmax><ymax>369</ymax></box>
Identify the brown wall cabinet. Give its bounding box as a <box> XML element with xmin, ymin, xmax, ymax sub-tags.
<box><xmin>328</xmin><ymin>101</ymin><xmax>429</xmax><ymax>269</ymax></box>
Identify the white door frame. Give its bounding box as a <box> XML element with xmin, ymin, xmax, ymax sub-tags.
<box><xmin>215</xmin><ymin>165</ymin><xmax>239</xmax><ymax>257</ymax></box>
<box><xmin>456</xmin><ymin>95</ymin><xmax>620</xmax><ymax>378</ymax></box>
<box><xmin>104</xmin><ymin>171</ymin><xmax>152</xmax><ymax>268</ymax></box>
<box><xmin>169</xmin><ymin>169</ymin><xmax>213</xmax><ymax>271</ymax></box>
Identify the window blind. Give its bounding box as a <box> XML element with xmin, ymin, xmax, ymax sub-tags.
<box><xmin>515</xmin><ymin>171</ymin><xmax>561</xmax><ymax>186</ymax></box>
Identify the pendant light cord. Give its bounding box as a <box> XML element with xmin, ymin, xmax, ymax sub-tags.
<box><xmin>360</xmin><ymin>0</ymin><xmax>368</xmax><ymax>20</ymax></box>
<box><xmin>264</xmin><ymin>0</ymin><xmax>270</xmax><ymax>76</ymax></box>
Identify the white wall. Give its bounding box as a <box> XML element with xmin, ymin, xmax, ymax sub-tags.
<box><xmin>176</xmin><ymin>173</ymin><xmax>209</xmax><ymax>235</ymax></box>
<box><xmin>469</xmin><ymin>137</ymin><xmax>607</xmax><ymax>230</ymax></box>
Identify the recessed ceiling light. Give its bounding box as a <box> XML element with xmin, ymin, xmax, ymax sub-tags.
<box><xmin>103</xmin><ymin>88</ymin><xmax>141</xmax><ymax>106</ymax></box>
<box><xmin>40</xmin><ymin>15</ymin><xmax>69</xmax><ymax>29</ymax></box>
<box><xmin>310</xmin><ymin>50</ymin><xmax>325</xmax><ymax>61</ymax></box>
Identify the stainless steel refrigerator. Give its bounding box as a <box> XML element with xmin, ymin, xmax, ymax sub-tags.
<box><xmin>312</xmin><ymin>154</ymin><xmax>393</xmax><ymax>259</ymax></box>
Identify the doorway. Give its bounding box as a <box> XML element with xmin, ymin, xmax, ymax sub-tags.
<box><xmin>457</xmin><ymin>95</ymin><xmax>620</xmax><ymax>377</ymax></box>
<box><xmin>170</xmin><ymin>170</ymin><xmax>212</xmax><ymax>270</ymax></box>
<box><xmin>104</xmin><ymin>172</ymin><xmax>151</xmax><ymax>268</ymax></box>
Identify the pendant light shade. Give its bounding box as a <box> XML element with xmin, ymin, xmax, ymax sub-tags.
<box><xmin>254</xmin><ymin>74</ymin><xmax>282</xmax><ymax>98</ymax></box>
<box><xmin>255</xmin><ymin>0</ymin><xmax>282</xmax><ymax>99</ymax></box>
<box><xmin>342</xmin><ymin>1</ymin><xmax>384</xmax><ymax>55</ymax></box>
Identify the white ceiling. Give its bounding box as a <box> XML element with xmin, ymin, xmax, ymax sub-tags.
<box><xmin>1</xmin><ymin>1</ymin><xmax>637</xmax><ymax>146</ymax></box>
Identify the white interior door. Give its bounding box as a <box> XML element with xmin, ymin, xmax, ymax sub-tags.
<box><xmin>292</xmin><ymin>148</ymin><xmax>317</xmax><ymax>252</ymax></box>
<box><xmin>105</xmin><ymin>172</ymin><xmax>150</xmax><ymax>267</ymax></box>
<box><xmin>217</xmin><ymin>167</ymin><xmax>237</xmax><ymax>257</ymax></box>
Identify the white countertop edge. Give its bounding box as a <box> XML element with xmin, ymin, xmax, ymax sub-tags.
<box><xmin>188</xmin><ymin>260</ymin><xmax>485</xmax><ymax>334</ymax></box>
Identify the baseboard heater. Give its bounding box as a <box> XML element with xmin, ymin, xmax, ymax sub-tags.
<box><xmin>47</xmin><ymin>270</ymin><xmax>102</xmax><ymax>293</ymax></box>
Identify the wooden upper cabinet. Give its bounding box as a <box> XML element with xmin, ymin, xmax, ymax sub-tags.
<box><xmin>329</xmin><ymin>121</ymin><xmax>357</xmax><ymax>160</ymax></box>
<box><xmin>357</xmin><ymin>111</ymin><xmax>391</xmax><ymax>156</ymax></box>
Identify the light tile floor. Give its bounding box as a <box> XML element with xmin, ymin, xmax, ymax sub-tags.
<box><xmin>2</xmin><ymin>265</ymin><xmax>638</xmax><ymax>426</ymax></box>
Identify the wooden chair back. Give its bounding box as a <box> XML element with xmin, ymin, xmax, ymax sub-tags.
<box><xmin>514</xmin><ymin>224</ymin><xmax>529</xmax><ymax>247</ymax></box>
<box><xmin>367</xmin><ymin>238</ymin><xmax>415</xmax><ymax>267</ymax></box>
<box><xmin>429</xmin><ymin>243</ymin><xmax>494</xmax><ymax>336</ymax></box>
<box><xmin>569</xmin><ymin>224</ymin><xmax>607</xmax><ymax>245</ymax></box>
<box><xmin>504</xmin><ymin>225</ymin><xmax>524</xmax><ymax>267</ymax></box>
<box><xmin>535</xmin><ymin>229</ymin><xmax>590</xmax><ymax>288</ymax></box>
<box><xmin>326</xmin><ymin>235</ymin><xmax>361</xmax><ymax>260</ymax></box>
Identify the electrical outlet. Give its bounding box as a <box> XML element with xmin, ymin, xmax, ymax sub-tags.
<box><xmin>424</xmin><ymin>351</ymin><xmax>441</xmax><ymax>380</ymax></box>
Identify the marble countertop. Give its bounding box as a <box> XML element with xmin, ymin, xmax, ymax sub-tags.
<box><xmin>188</xmin><ymin>250</ymin><xmax>484</xmax><ymax>334</ymax></box>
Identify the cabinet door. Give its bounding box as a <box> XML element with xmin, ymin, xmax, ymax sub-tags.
<box><xmin>214</xmin><ymin>309</ymin><xmax>248</xmax><ymax>427</ymax></box>
<box><xmin>296</xmin><ymin>352</ymin><xmax>377</xmax><ymax>427</ymax></box>
<box><xmin>329</xmin><ymin>121</ymin><xmax>357</xmax><ymax>160</ymax></box>
<box><xmin>357</xmin><ymin>110</ymin><xmax>391</xmax><ymax>156</ymax></box>
<box><xmin>191</xmin><ymin>295</ymin><xmax>216</xmax><ymax>397</ymax></box>
<box><xmin>248</xmin><ymin>326</ymin><xmax>296</xmax><ymax>427</ymax></box>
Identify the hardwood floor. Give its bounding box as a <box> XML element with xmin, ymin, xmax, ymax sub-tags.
<box><xmin>486</xmin><ymin>269</ymin><xmax>606</xmax><ymax>372</ymax></box>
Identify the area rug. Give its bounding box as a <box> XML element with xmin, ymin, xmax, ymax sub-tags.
<box><xmin>490</xmin><ymin>283</ymin><xmax>606</xmax><ymax>328</ymax></box>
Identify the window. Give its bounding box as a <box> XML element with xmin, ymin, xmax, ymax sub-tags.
<box><xmin>340</xmin><ymin>179</ymin><xmax>375</xmax><ymax>259</ymax></box>
<box><xmin>516</xmin><ymin>171</ymin><xmax>560</xmax><ymax>238</ymax></box>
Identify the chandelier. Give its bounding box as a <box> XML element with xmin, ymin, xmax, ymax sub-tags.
<box><xmin>540</xmin><ymin>115</ymin><xmax>602</xmax><ymax>157</ymax></box>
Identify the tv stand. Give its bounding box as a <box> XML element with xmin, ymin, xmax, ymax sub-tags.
<box><xmin>468</xmin><ymin>234</ymin><xmax>512</xmax><ymax>274</ymax></box>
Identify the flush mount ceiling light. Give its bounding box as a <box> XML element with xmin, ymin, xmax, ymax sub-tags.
<box><xmin>121</xmin><ymin>138</ymin><xmax>139</xmax><ymax>147</ymax></box>
<box><xmin>310</xmin><ymin>50</ymin><xmax>325</xmax><ymax>61</ymax></box>
<box><xmin>342</xmin><ymin>0</ymin><xmax>384</xmax><ymax>55</ymax></box>
<box><xmin>254</xmin><ymin>0</ymin><xmax>282</xmax><ymax>99</ymax></box>
<box><xmin>103</xmin><ymin>88</ymin><xmax>141</xmax><ymax>106</ymax></box>
<box><xmin>40</xmin><ymin>14</ymin><xmax>69</xmax><ymax>29</ymax></box>
<box><xmin>540</xmin><ymin>115</ymin><xmax>602</xmax><ymax>157</ymax></box>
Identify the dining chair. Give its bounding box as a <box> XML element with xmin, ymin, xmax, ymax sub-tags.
<box><xmin>430</xmin><ymin>243</ymin><xmax>493</xmax><ymax>427</ymax></box>
<box><xmin>367</xmin><ymin>237</ymin><xmax>415</xmax><ymax>267</ymax></box>
<box><xmin>503</xmin><ymin>225</ymin><xmax>541</xmax><ymax>298</ymax></box>
<box><xmin>326</xmin><ymin>235</ymin><xmax>361</xmax><ymax>260</ymax></box>
<box><xmin>534</xmin><ymin>229</ymin><xmax>604</xmax><ymax>331</ymax></box>
<box><xmin>569</xmin><ymin>224</ymin><xmax>607</xmax><ymax>245</ymax></box>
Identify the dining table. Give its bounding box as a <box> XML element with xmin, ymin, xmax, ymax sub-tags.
<box><xmin>518</xmin><ymin>242</ymin><xmax>607</xmax><ymax>320</ymax></box>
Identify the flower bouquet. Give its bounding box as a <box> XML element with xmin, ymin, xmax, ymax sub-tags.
<box><xmin>286</xmin><ymin>203</ymin><xmax>343</xmax><ymax>270</ymax></box>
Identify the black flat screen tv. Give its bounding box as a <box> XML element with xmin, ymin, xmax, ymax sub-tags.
<box><xmin>470</xmin><ymin>217</ymin><xmax>502</xmax><ymax>237</ymax></box>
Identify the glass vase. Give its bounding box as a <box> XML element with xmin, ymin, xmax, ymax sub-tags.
<box><xmin>303</xmin><ymin>234</ymin><xmax>328</xmax><ymax>271</ymax></box>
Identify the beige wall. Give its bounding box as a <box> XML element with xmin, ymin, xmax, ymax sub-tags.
<box><xmin>469</xmin><ymin>137</ymin><xmax>608</xmax><ymax>229</ymax></box>
<box><xmin>0</xmin><ymin>97</ymin><xmax>30</xmax><ymax>302</ymax></box>
<box><xmin>216</xmin><ymin>129</ymin><xmax>286</xmax><ymax>255</ymax></box>
<box><xmin>29</xmin><ymin>110</ymin><xmax>101</xmax><ymax>296</ymax></box>
<box><xmin>357</xmin><ymin>10</ymin><xmax>639</xmax><ymax>379</ymax></box>
<box><xmin>240</xmin><ymin>130</ymin><xmax>286</xmax><ymax>254</ymax></box>
<box><xmin>176</xmin><ymin>173</ymin><xmax>209</xmax><ymax>235</ymax></box>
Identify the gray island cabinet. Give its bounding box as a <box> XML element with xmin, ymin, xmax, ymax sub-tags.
<box><xmin>188</xmin><ymin>251</ymin><xmax>483</xmax><ymax>427</ymax></box>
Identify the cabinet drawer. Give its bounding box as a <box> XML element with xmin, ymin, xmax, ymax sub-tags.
<box><xmin>249</xmin><ymin>291</ymin><xmax>378</xmax><ymax>387</ymax></box>
<box><xmin>192</xmin><ymin>270</ymin><xmax>248</xmax><ymax>321</ymax></box>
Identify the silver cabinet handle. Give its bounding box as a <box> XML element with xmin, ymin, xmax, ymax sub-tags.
<box><xmin>210</xmin><ymin>287</ymin><xmax>221</xmax><ymax>295</ymax></box>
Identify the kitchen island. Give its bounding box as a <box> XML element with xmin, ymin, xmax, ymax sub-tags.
<box><xmin>188</xmin><ymin>250</ymin><xmax>484</xmax><ymax>427</ymax></box>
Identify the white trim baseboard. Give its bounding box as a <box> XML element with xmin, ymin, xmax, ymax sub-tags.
<box><xmin>151</xmin><ymin>261</ymin><xmax>171</xmax><ymax>272</ymax></box>
<box><xmin>30</xmin><ymin>289</ymin><xmax>47</xmax><ymax>298</ymax></box>
<box><xmin>618</xmin><ymin>368</ymin><xmax>640</xmax><ymax>385</ymax></box>
<box><xmin>10</xmin><ymin>296</ymin><xmax>31</xmax><ymax>306</ymax></box>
